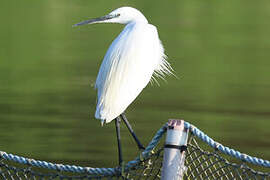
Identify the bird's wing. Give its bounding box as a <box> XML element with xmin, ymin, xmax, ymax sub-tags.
<box><xmin>95</xmin><ymin>23</ymin><xmax>172</xmax><ymax>123</ymax></box>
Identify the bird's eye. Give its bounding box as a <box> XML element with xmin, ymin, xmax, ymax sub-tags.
<box><xmin>116</xmin><ymin>13</ymin><xmax>120</xmax><ymax>17</ymax></box>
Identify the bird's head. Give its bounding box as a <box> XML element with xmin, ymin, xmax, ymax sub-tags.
<box><xmin>73</xmin><ymin>7</ymin><xmax>148</xmax><ymax>27</ymax></box>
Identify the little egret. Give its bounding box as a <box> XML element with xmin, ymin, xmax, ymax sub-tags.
<box><xmin>74</xmin><ymin>7</ymin><xmax>173</xmax><ymax>165</ymax></box>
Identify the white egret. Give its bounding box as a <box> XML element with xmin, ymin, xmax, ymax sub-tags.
<box><xmin>74</xmin><ymin>7</ymin><xmax>173</xmax><ymax>165</ymax></box>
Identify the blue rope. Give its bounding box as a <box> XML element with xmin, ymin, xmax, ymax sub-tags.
<box><xmin>124</xmin><ymin>124</ymin><xmax>167</xmax><ymax>170</ymax></box>
<box><xmin>184</xmin><ymin>121</ymin><xmax>270</xmax><ymax>168</ymax></box>
<box><xmin>0</xmin><ymin>151</ymin><xmax>117</xmax><ymax>176</ymax></box>
<box><xmin>0</xmin><ymin>121</ymin><xmax>269</xmax><ymax>177</ymax></box>
<box><xmin>0</xmin><ymin>124</ymin><xmax>167</xmax><ymax>176</ymax></box>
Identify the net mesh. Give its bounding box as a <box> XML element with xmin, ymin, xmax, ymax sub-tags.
<box><xmin>0</xmin><ymin>148</ymin><xmax>164</xmax><ymax>179</ymax></box>
<box><xmin>0</xmin><ymin>126</ymin><xmax>269</xmax><ymax>180</ymax></box>
<box><xmin>185</xmin><ymin>134</ymin><xmax>270</xmax><ymax>180</ymax></box>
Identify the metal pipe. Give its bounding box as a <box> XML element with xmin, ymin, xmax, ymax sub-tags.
<box><xmin>161</xmin><ymin>119</ymin><xmax>189</xmax><ymax>180</ymax></box>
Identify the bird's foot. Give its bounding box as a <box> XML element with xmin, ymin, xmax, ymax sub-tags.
<box><xmin>139</xmin><ymin>148</ymin><xmax>145</xmax><ymax>162</ymax></box>
<box><xmin>138</xmin><ymin>144</ymin><xmax>145</xmax><ymax>151</ymax></box>
<box><xmin>119</xmin><ymin>161</ymin><xmax>126</xmax><ymax>177</ymax></box>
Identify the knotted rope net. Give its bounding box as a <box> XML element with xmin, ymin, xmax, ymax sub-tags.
<box><xmin>0</xmin><ymin>122</ymin><xmax>269</xmax><ymax>179</ymax></box>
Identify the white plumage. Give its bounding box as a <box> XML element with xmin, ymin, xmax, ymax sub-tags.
<box><xmin>74</xmin><ymin>7</ymin><xmax>173</xmax><ymax>124</ymax></box>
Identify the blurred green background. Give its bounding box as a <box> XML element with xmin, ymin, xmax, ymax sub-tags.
<box><xmin>0</xmin><ymin>0</ymin><xmax>269</xmax><ymax>167</ymax></box>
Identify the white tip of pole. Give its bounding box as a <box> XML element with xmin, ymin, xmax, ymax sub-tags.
<box><xmin>168</xmin><ymin>119</ymin><xmax>184</xmax><ymax>130</ymax></box>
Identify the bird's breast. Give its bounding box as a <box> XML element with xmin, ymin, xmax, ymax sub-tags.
<box><xmin>95</xmin><ymin>22</ymin><xmax>162</xmax><ymax>122</ymax></box>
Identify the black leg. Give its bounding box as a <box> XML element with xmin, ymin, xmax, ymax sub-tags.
<box><xmin>120</xmin><ymin>114</ymin><xmax>145</xmax><ymax>150</ymax></box>
<box><xmin>115</xmin><ymin>117</ymin><xmax>123</xmax><ymax>166</ymax></box>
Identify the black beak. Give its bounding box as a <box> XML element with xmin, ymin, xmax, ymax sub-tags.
<box><xmin>73</xmin><ymin>14</ymin><xmax>119</xmax><ymax>27</ymax></box>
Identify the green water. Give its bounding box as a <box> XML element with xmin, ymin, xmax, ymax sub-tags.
<box><xmin>0</xmin><ymin>0</ymin><xmax>269</xmax><ymax>167</ymax></box>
